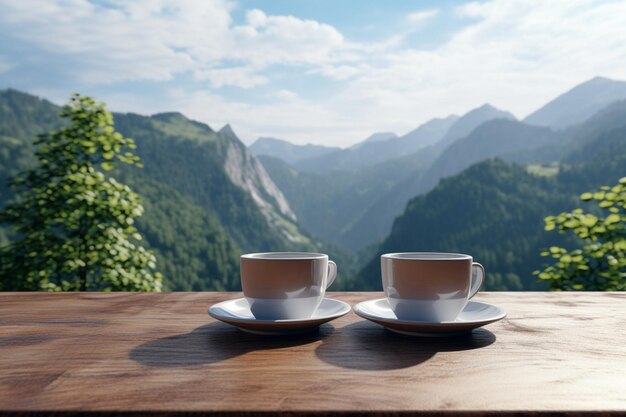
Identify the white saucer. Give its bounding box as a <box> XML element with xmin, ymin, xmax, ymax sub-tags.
<box><xmin>208</xmin><ymin>298</ymin><xmax>351</xmax><ymax>335</ymax></box>
<box><xmin>353</xmin><ymin>298</ymin><xmax>506</xmax><ymax>337</ymax></box>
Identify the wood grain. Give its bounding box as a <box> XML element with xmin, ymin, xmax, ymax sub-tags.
<box><xmin>0</xmin><ymin>292</ymin><xmax>625</xmax><ymax>416</ymax></box>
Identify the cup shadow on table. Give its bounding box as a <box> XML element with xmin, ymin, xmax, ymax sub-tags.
<box><xmin>314</xmin><ymin>321</ymin><xmax>496</xmax><ymax>371</ymax></box>
<box><xmin>130</xmin><ymin>321</ymin><xmax>334</xmax><ymax>368</ymax></box>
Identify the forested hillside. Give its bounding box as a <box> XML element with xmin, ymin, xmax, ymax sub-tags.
<box><xmin>358</xmin><ymin>125</ymin><xmax>626</xmax><ymax>290</ymax></box>
<box><xmin>0</xmin><ymin>89</ymin><xmax>322</xmax><ymax>290</ymax></box>
<box><xmin>357</xmin><ymin>160</ymin><xmax>575</xmax><ymax>290</ymax></box>
<box><xmin>2</xmin><ymin>83</ymin><xmax>625</xmax><ymax>292</ymax></box>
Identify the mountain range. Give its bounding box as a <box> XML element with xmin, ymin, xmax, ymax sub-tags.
<box><xmin>1</xmin><ymin>76</ymin><xmax>626</xmax><ymax>291</ymax></box>
<box><xmin>249</xmin><ymin>137</ymin><xmax>340</xmax><ymax>164</ymax></box>
<box><xmin>254</xmin><ymin>77</ymin><xmax>626</xmax><ymax>251</ymax></box>
<box><xmin>357</xmin><ymin>123</ymin><xmax>626</xmax><ymax>290</ymax></box>
<box><xmin>0</xmin><ymin>89</ymin><xmax>340</xmax><ymax>290</ymax></box>
<box><xmin>524</xmin><ymin>76</ymin><xmax>626</xmax><ymax>129</ymax></box>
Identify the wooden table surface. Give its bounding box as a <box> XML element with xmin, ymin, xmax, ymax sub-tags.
<box><xmin>0</xmin><ymin>292</ymin><xmax>625</xmax><ymax>416</ymax></box>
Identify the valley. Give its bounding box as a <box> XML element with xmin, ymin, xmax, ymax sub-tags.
<box><xmin>2</xmin><ymin>77</ymin><xmax>626</xmax><ymax>290</ymax></box>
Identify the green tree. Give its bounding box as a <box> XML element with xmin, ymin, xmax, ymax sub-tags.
<box><xmin>537</xmin><ymin>177</ymin><xmax>626</xmax><ymax>290</ymax></box>
<box><xmin>0</xmin><ymin>94</ymin><xmax>162</xmax><ymax>291</ymax></box>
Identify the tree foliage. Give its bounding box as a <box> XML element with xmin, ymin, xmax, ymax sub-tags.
<box><xmin>537</xmin><ymin>177</ymin><xmax>626</xmax><ymax>290</ymax></box>
<box><xmin>0</xmin><ymin>94</ymin><xmax>162</xmax><ymax>291</ymax></box>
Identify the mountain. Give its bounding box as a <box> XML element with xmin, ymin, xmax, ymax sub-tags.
<box><xmin>335</xmin><ymin>99</ymin><xmax>626</xmax><ymax>251</ymax></box>
<box><xmin>323</xmin><ymin>106</ymin><xmax>516</xmax><ymax>248</ymax></box>
<box><xmin>436</xmin><ymin>104</ymin><xmax>516</xmax><ymax>150</ymax></box>
<box><xmin>0</xmin><ymin>89</ymin><xmax>321</xmax><ymax>290</ymax></box>
<box><xmin>350</xmin><ymin>132</ymin><xmax>397</xmax><ymax>149</ymax></box>
<box><xmin>249</xmin><ymin>137</ymin><xmax>339</xmax><ymax>164</ymax></box>
<box><xmin>419</xmin><ymin>119</ymin><xmax>560</xmax><ymax>191</ymax></box>
<box><xmin>558</xmin><ymin>122</ymin><xmax>626</xmax><ymax>192</ymax></box>
<box><xmin>257</xmin><ymin>95</ymin><xmax>624</xmax><ymax>256</ymax></box>
<box><xmin>257</xmin><ymin>150</ymin><xmax>428</xmax><ymax>244</ymax></box>
<box><xmin>561</xmin><ymin>99</ymin><xmax>626</xmax><ymax>150</ymax></box>
<box><xmin>4</xmin><ymin>80</ymin><xmax>625</xmax><ymax>292</ymax></box>
<box><xmin>358</xmin><ymin>123</ymin><xmax>626</xmax><ymax>291</ymax></box>
<box><xmin>524</xmin><ymin>77</ymin><xmax>626</xmax><ymax>129</ymax></box>
<box><xmin>295</xmin><ymin>116</ymin><xmax>457</xmax><ymax>173</ymax></box>
<box><xmin>357</xmin><ymin>160</ymin><xmax>574</xmax><ymax>291</ymax></box>
<box><xmin>399</xmin><ymin>115</ymin><xmax>459</xmax><ymax>150</ymax></box>
<box><xmin>258</xmin><ymin>104</ymin><xmax>516</xmax><ymax>250</ymax></box>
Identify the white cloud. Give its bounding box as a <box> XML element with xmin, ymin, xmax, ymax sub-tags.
<box><xmin>246</xmin><ymin>9</ymin><xmax>268</xmax><ymax>28</ymax></box>
<box><xmin>229</xmin><ymin>13</ymin><xmax>352</xmax><ymax>68</ymax></box>
<box><xmin>407</xmin><ymin>9</ymin><xmax>439</xmax><ymax>24</ymax></box>
<box><xmin>0</xmin><ymin>0</ymin><xmax>356</xmax><ymax>86</ymax></box>
<box><xmin>320</xmin><ymin>0</ymin><xmax>626</xmax><ymax>144</ymax></box>
<box><xmin>195</xmin><ymin>66</ymin><xmax>268</xmax><ymax>88</ymax></box>
<box><xmin>166</xmin><ymin>88</ymin><xmax>365</xmax><ymax>145</ymax></box>
<box><xmin>274</xmin><ymin>89</ymin><xmax>298</xmax><ymax>100</ymax></box>
<box><xmin>299</xmin><ymin>0</ymin><xmax>626</xmax><ymax>145</ymax></box>
<box><xmin>0</xmin><ymin>55</ymin><xmax>11</xmax><ymax>73</ymax></box>
<box><xmin>2</xmin><ymin>0</ymin><xmax>626</xmax><ymax>147</ymax></box>
<box><xmin>315</xmin><ymin>64</ymin><xmax>364</xmax><ymax>80</ymax></box>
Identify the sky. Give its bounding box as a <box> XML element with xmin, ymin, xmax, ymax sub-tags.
<box><xmin>1</xmin><ymin>0</ymin><xmax>626</xmax><ymax>147</ymax></box>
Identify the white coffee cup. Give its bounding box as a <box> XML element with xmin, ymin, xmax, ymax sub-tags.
<box><xmin>381</xmin><ymin>252</ymin><xmax>484</xmax><ymax>322</ymax></box>
<box><xmin>240</xmin><ymin>252</ymin><xmax>337</xmax><ymax>320</ymax></box>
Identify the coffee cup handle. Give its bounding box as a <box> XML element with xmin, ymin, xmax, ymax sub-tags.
<box><xmin>326</xmin><ymin>260</ymin><xmax>337</xmax><ymax>289</ymax></box>
<box><xmin>469</xmin><ymin>262</ymin><xmax>485</xmax><ymax>299</ymax></box>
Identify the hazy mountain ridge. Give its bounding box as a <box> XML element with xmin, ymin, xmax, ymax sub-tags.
<box><xmin>256</xmin><ymin>103</ymin><xmax>528</xmax><ymax>249</ymax></box>
<box><xmin>341</xmin><ymin>98</ymin><xmax>626</xmax><ymax>250</ymax></box>
<box><xmin>249</xmin><ymin>137</ymin><xmax>340</xmax><ymax>164</ymax></box>
<box><xmin>434</xmin><ymin>104</ymin><xmax>516</xmax><ymax>150</ymax></box>
<box><xmin>524</xmin><ymin>77</ymin><xmax>626</xmax><ymax>129</ymax></box>
<box><xmin>319</xmin><ymin>104</ymin><xmax>520</xmax><ymax>248</ymax></box>
<box><xmin>258</xmin><ymin>78</ymin><xmax>626</xmax><ymax>252</ymax></box>
<box><xmin>350</xmin><ymin>132</ymin><xmax>397</xmax><ymax>149</ymax></box>
<box><xmin>399</xmin><ymin>115</ymin><xmax>459</xmax><ymax>151</ymax></box>
<box><xmin>294</xmin><ymin>115</ymin><xmax>459</xmax><ymax>173</ymax></box>
<box><xmin>257</xmin><ymin>150</ymin><xmax>431</xmax><ymax>247</ymax></box>
<box><xmin>418</xmin><ymin>119</ymin><xmax>561</xmax><ymax>191</ymax></box>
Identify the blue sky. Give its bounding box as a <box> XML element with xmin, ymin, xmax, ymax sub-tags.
<box><xmin>1</xmin><ymin>0</ymin><xmax>626</xmax><ymax>146</ymax></box>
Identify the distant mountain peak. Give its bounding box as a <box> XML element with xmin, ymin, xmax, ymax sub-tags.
<box><xmin>249</xmin><ymin>136</ymin><xmax>339</xmax><ymax>164</ymax></box>
<box><xmin>364</xmin><ymin>131</ymin><xmax>397</xmax><ymax>142</ymax></box>
<box><xmin>400</xmin><ymin>115</ymin><xmax>459</xmax><ymax>139</ymax></box>
<box><xmin>477</xmin><ymin>103</ymin><xmax>497</xmax><ymax>111</ymax></box>
<box><xmin>350</xmin><ymin>132</ymin><xmax>397</xmax><ymax>149</ymax></box>
<box><xmin>219</xmin><ymin>124</ymin><xmax>238</xmax><ymax>139</ymax></box>
<box><xmin>253</xmin><ymin>137</ymin><xmax>291</xmax><ymax>147</ymax></box>
<box><xmin>441</xmin><ymin>114</ymin><xmax>460</xmax><ymax>122</ymax></box>
<box><xmin>152</xmin><ymin>111</ymin><xmax>187</xmax><ymax>121</ymax></box>
<box><xmin>431</xmin><ymin>104</ymin><xmax>516</xmax><ymax>152</ymax></box>
<box><xmin>524</xmin><ymin>76</ymin><xmax>626</xmax><ymax>129</ymax></box>
<box><xmin>467</xmin><ymin>103</ymin><xmax>513</xmax><ymax>118</ymax></box>
<box><xmin>586</xmin><ymin>75</ymin><xmax>613</xmax><ymax>84</ymax></box>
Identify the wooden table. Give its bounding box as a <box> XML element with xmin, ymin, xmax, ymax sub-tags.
<box><xmin>0</xmin><ymin>292</ymin><xmax>624</xmax><ymax>416</ymax></box>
